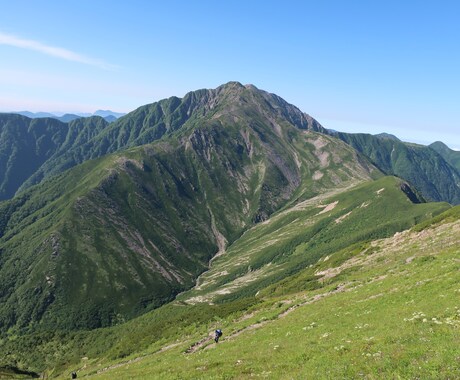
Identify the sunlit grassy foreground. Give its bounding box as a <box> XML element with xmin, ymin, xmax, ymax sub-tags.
<box><xmin>72</xmin><ymin>208</ymin><xmax>459</xmax><ymax>379</ymax></box>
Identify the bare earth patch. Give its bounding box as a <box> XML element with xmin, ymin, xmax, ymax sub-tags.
<box><xmin>335</xmin><ymin>211</ymin><xmax>352</xmax><ymax>224</ymax></box>
<box><xmin>317</xmin><ymin>200</ymin><xmax>339</xmax><ymax>215</ymax></box>
<box><xmin>312</xmin><ymin>170</ymin><xmax>324</xmax><ymax>180</ymax></box>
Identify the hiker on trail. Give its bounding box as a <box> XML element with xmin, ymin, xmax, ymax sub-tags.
<box><xmin>214</xmin><ymin>329</ymin><xmax>223</xmax><ymax>343</ymax></box>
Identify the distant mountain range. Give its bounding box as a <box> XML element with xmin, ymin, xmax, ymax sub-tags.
<box><xmin>9</xmin><ymin>110</ymin><xmax>125</xmax><ymax>123</ymax></box>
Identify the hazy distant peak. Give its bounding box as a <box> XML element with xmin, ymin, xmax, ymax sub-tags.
<box><xmin>11</xmin><ymin>110</ymin><xmax>125</xmax><ymax>121</ymax></box>
<box><xmin>93</xmin><ymin>110</ymin><xmax>126</xmax><ymax>118</ymax></box>
<box><xmin>429</xmin><ymin>140</ymin><xmax>460</xmax><ymax>172</ymax></box>
<box><xmin>374</xmin><ymin>133</ymin><xmax>400</xmax><ymax>141</ymax></box>
<box><xmin>16</xmin><ymin>111</ymin><xmax>57</xmax><ymax>118</ymax></box>
<box><xmin>429</xmin><ymin>141</ymin><xmax>449</xmax><ymax>150</ymax></box>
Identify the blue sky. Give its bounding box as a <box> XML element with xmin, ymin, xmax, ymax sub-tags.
<box><xmin>0</xmin><ymin>1</ymin><xmax>459</xmax><ymax>149</ymax></box>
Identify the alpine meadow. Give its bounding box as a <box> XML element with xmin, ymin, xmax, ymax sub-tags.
<box><xmin>0</xmin><ymin>81</ymin><xmax>458</xmax><ymax>379</ymax></box>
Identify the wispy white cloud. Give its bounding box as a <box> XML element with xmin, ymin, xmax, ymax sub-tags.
<box><xmin>0</xmin><ymin>32</ymin><xmax>117</xmax><ymax>70</ymax></box>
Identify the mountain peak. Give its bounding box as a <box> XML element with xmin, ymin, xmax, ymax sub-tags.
<box><xmin>224</xmin><ymin>80</ymin><xmax>244</xmax><ymax>87</ymax></box>
<box><xmin>244</xmin><ymin>83</ymin><xmax>259</xmax><ymax>90</ymax></box>
<box><xmin>429</xmin><ymin>140</ymin><xmax>460</xmax><ymax>172</ymax></box>
<box><xmin>374</xmin><ymin>133</ymin><xmax>400</xmax><ymax>141</ymax></box>
<box><xmin>93</xmin><ymin>110</ymin><xmax>126</xmax><ymax>118</ymax></box>
<box><xmin>429</xmin><ymin>141</ymin><xmax>449</xmax><ymax>150</ymax></box>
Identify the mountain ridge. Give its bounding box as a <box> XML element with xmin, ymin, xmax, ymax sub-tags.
<box><xmin>0</xmin><ymin>83</ymin><xmax>379</xmax><ymax>332</ymax></box>
<box><xmin>333</xmin><ymin>131</ymin><xmax>460</xmax><ymax>204</ymax></box>
<box><xmin>1</xmin><ymin>82</ymin><xmax>459</xmax><ymax>206</ymax></box>
<box><xmin>1</xmin><ymin>82</ymin><xmax>326</xmax><ymax>200</ymax></box>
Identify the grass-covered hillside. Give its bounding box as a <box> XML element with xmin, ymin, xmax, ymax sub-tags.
<box><xmin>179</xmin><ymin>176</ymin><xmax>449</xmax><ymax>305</ymax></box>
<box><xmin>65</xmin><ymin>205</ymin><xmax>460</xmax><ymax>379</ymax></box>
<box><xmin>0</xmin><ymin>177</ymin><xmax>451</xmax><ymax>377</ymax></box>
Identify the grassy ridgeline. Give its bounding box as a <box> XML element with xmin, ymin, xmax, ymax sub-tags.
<box><xmin>81</xmin><ymin>205</ymin><xmax>460</xmax><ymax>379</ymax></box>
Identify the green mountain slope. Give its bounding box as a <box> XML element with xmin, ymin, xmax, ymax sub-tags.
<box><xmin>89</xmin><ymin>205</ymin><xmax>457</xmax><ymax>380</ymax></box>
<box><xmin>0</xmin><ymin>115</ymin><xmax>66</xmax><ymax>201</ymax></box>
<box><xmin>429</xmin><ymin>141</ymin><xmax>460</xmax><ymax>172</ymax></box>
<box><xmin>335</xmin><ymin>132</ymin><xmax>460</xmax><ymax>204</ymax></box>
<box><xmin>0</xmin><ymin>115</ymin><xmax>109</xmax><ymax>201</ymax></box>
<box><xmin>179</xmin><ymin>176</ymin><xmax>448</xmax><ymax>305</ymax></box>
<box><xmin>0</xmin><ymin>187</ymin><xmax>454</xmax><ymax>378</ymax></box>
<box><xmin>0</xmin><ymin>95</ymin><xmax>376</xmax><ymax>333</ymax></box>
